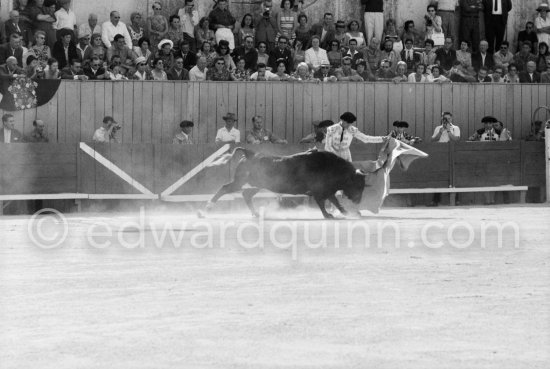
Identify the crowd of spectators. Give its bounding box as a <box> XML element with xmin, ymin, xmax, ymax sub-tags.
<box><xmin>1</xmin><ymin>0</ymin><xmax>550</xmax><ymax>83</ymax></box>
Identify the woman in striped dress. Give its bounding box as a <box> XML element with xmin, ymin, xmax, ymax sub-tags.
<box><xmin>276</xmin><ymin>0</ymin><xmax>297</xmax><ymax>45</ymax></box>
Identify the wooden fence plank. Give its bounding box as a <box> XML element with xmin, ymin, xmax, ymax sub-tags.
<box><xmin>272</xmin><ymin>82</ymin><xmax>287</xmax><ymax>141</ymax></box>
<box><xmin>293</xmin><ymin>83</ymin><xmax>304</xmax><ymax>143</ymax></box>
<box><xmin>414</xmin><ymin>83</ymin><xmax>425</xmax><ymax>139</ymax></box>
<box><xmin>123</xmin><ymin>81</ymin><xmax>134</xmax><ymax>143</ymax></box>
<box><xmin>80</xmin><ymin>82</ymin><xmax>95</xmax><ymax>142</ymax></box>
<box><xmin>57</xmin><ymin>82</ymin><xmax>67</xmax><ymax>142</ymax></box>
<box><xmin>132</xmin><ymin>82</ymin><xmax>143</xmax><ymax>144</ymax></box>
<box><xmin>151</xmin><ymin>82</ymin><xmax>164</xmax><ymax>144</ymax></box>
<box><xmin>354</xmin><ymin>83</ymin><xmax>365</xmax><ymax>133</ymax></box>
<box><xmin>302</xmin><ymin>83</ymin><xmax>314</xmax><ymax>138</ymax></box>
<box><xmin>112</xmin><ymin>82</ymin><xmax>124</xmax><ymax>142</ymax></box>
<box><xmin>161</xmin><ymin>83</ymin><xmax>176</xmax><ymax>143</ymax></box>
<box><xmin>364</xmin><ymin>83</ymin><xmax>375</xmax><ymax>134</ymax></box>
<box><xmin>374</xmin><ymin>83</ymin><xmax>388</xmax><ymax>136</ymax></box>
<box><xmin>140</xmin><ymin>82</ymin><xmax>154</xmax><ymax>143</ymax></box>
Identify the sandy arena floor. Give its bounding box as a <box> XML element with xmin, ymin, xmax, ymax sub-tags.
<box><xmin>0</xmin><ymin>205</ymin><xmax>549</xmax><ymax>368</ymax></box>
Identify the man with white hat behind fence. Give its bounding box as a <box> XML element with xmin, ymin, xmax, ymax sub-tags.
<box><xmin>535</xmin><ymin>3</ymin><xmax>550</xmax><ymax>47</ymax></box>
<box><xmin>215</xmin><ymin>113</ymin><xmax>240</xmax><ymax>143</ymax></box>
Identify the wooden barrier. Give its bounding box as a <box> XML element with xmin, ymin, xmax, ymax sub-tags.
<box><xmin>2</xmin><ymin>81</ymin><xmax>550</xmax><ymax>145</ymax></box>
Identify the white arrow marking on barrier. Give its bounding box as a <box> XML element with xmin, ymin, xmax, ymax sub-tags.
<box><xmin>79</xmin><ymin>143</ymin><xmax>155</xmax><ymax>195</ymax></box>
<box><xmin>161</xmin><ymin>144</ymin><xmax>231</xmax><ymax>197</ymax></box>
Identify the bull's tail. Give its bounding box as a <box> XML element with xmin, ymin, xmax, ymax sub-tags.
<box><xmin>207</xmin><ymin>147</ymin><xmax>256</xmax><ymax>167</ymax></box>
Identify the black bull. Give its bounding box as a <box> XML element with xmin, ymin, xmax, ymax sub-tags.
<box><xmin>204</xmin><ymin>147</ymin><xmax>368</xmax><ymax>219</ymax></box>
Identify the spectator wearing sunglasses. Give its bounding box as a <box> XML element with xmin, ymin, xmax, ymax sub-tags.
<box><xmin>206</xmin><ymin>56</ymin><xmax>235</xmax><ymax>80</ymax></box>
<box><xmin>84</xmin><ymin>56</ymin><xmax>107</xmax><ymax>79</ymax></box>
<box><xmin>517</xmin><ymin>22</ymin><xmax>538</xmax><ymax>53</ymax></box>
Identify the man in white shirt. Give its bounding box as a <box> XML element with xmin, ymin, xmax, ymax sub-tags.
<box><xmin>173</xmin><ymin>120</ymin><xmax>194</xmax><ymax>144</ymax></box>
<box><xmin>431</xmin><ymin>112</ymin><xmax>461</xmax><ymax>142</ymax></box>
<box><xmin>189</xmin><ymin>56</ymin><xmax>208</xmax><ymax>81</ymax></box>
<box><xmin>178</xmin><ymin>0</ymin><xmax>199</xmax><ymax>52</ymax></box>
<box><xmin>215</xmin><ymin>113</ymin><xmax>240</xmax><ymax>143</ymax></box>
<box><xmin>249</xmin><ymin>63</ymin><xmax>278</xmax><ymax>80</ymax></box>
<box><xmin>535</xmin><ymin>3</ymin><xmax>550</xmax><ymax>47</ymax></box>
<box><xmin>305</xmin><ymin>35</ymin><xmax>329</xmax><ymax>72</ymax></box>
<box><xmin>78</xmin><ymin>14</ymin><xmax>101</xmax><ymax>39</ymax></box>
<box><xmin>101</xmin><ymin>11</ymin><xmax>132</xmax><ymax>49</ymax></box>
<box><xmin>53</xmin><ymin>0</ymin><xmax>77</xmax><ymax>41</ymax></box>
<box><xmin>93</xmin><ymin>116</ymin><xmax>120</xmax><ymax>143</ymax></box>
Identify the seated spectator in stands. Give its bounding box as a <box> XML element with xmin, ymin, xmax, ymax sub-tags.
<box><xmin>206</xmin><ymin>56</ymin><xmax>235</xmax><ymax>81</ymax></box>
<box><xmin>517</xmin><ymin>21</ymin><xmax>538</xmax><ymax>53</ymax></box>
<box><xmin>390</xmin><ymin>34</ymin><xmax>404</xmax><ymax>57</ymax></box>
<box><xmin>535</xmin><ymin>4</ymin><xmax>550</xmax><ymax>48</ymax></box>
<box><xmin>83</xmin><ymin>33</ymin><xmax>106</xmax><ymax>65</ymax></box>
<box><xmin>250</xmin><ymin>62</ymin><xmax>278</xmax><ymax>80</ymax></box>
<box><xmin>167</xmin><ymin>56</ymin><xmax>189</xmax><ymax>80</ymax></box>
<box><xmin>365</xmin><ymin>37</ymin><xmax>382</xmax><ymax>71</ymax></box>
<box><xmin>400</xmin><ymin>38</ymin><xmax>419</xmax><ymax>74</ymax></box>
<box><xmin>493</xmin><ymin>41</ymin><xmax>514</xmax><ymax>70</ymax></box>
<box><xmin>345</xmin><ymin>39</ymin><xmax>364</xmax><ymax>69</ymax></box>
<box><xmin>246</xmin><ymin>115</ymin><xmax>287</xmax><ymax>144</ymax></box>
<box><xmin>173</xmin><ymin>120</ymin><xmax>194</xmax><ymax>144</ymax></box>
<box><xmin>424</xmin><ymin>4</ymin><xmax>443</xmax><ymax>45</ymax></box>
<box><xmin>311</xmin><ymin>12</ymin><xmax>335</xmax><ymax>50</ymax></box>
<box><xmin>29</xmin><ymin>0</ymin><xmax>56</xmax><ymax>49</ymax></box>
<box><xmin>344</xmin><ymin>20</ymin><xmax>366</xmax><ymax>49</ymax></box>
<box><xmin>380</xmin><ymin>38</ymin><xmax>400</xmax><ymax>72</ymax></box>
<box><xmin>131</xmin><ymin>56</ymin><xmax>151</xmax><ymax>80</ymax></box>
<box><xmin>27</xmin><ymin>119</ymin><xmax>48</xmax><ymax>142</ymax></box>
<box><xmin>0</xmin><ymin>33</ymin><xmax>24</xmax><ymax>67</ymax></box>
<box><xmin>108</xmin><ymin>64</ymin><xmax>129</xmax><ymax>80</ymax></box>
<box><xmin>489</xmin><ymin>66</ymin><xmax>505</xmax><ymax>82</ymax></box>
<box><xmin>166</xmin><ymin>15</ymin><xmax>183</xmax><ymax>52</ymax></box>
<box><xmin>493</xmin><ymin>120</ymin><xmax>512</xmax><ymax>141</ymax></box>
<box><xmin>189</xmin><ymin>55</ymin><xmax>208</xmax><ymax>81</ymax></box>
<box><xmin>525</xmin><ymin>120</ymin><xmax>545</xmax><ymax>141</ymax></box>
<box><xmin>79</xmin><ymin>14</ymin><xmax>100</xmax><ymax>43</ymax></box>
<box><xmin>427</xmin><ymin>64</ymin><xmax>450</xmax><ymax>83</ymax></box>
<box><xmin>468</xmin><ymin>116</ymin><xmax>499</xmax><ymax>141</ymax></box>
<box><xmin>155</xmin><ymin>39</ymin><xmax>175</xmax><ymax>71</ymax></box>
<box><xmin>232</xmin><ymin>57</ymin><xmax>251</xmax><ymax>81</ymax></box>
<box><xmin>271</xmin><ymin>59</ymin><xmax>290</xmax><ymax>81</ymax></box>
<box><xmin>0</xmin><ymin>56</ymin><xmax>24</xmax><ymax>95</ymax></box>
<box><xmin>231</xmin><ymin>35</ymin><xmax>258</xmax><ymax>71</ymax></box>
<box><xmin>476</xmin><ymin>66</ymin><xmax>492</xmax><ymax>82</ymax></box>
<box><xmin>175</xmin><ymin>39</ymin><xmax>197</xmax><ymax>71</ymax></box>
<box><xmin>289</xmin><ymin>61</ymin><xmax>317</xmax><ymax>81</ymax></box>
<box><xmin>299</xmin><ymin>120</ymin><xmax>333</xmax><ymax>144</ymax></box>
<box><xmin>392</xmin><ymin>60</ymin><xmax>408</xmax><ymax>82</ymax></box>
<box><xmin>197</xmin><ymin>40</ymin><xmax>217</xmax><ymax>68</ymax></box>
<box><xmin>234</xmin><ymin>13</ymin><xmax>254</xmax><ymax>48</ymax></box>
<box><xmin>150</xmin><ymin>57</ymin><xmax>168</xmax><ymax>80</ymax></box>
<box><xmin>52</xmin><ymin>29</ymin><xmax>77</xmax><ymax>70</ymax></box>
<box><xmin>292</xmin><ymin>40</ymin><xmax>306</xmax><ymax>69</ymax></box>
<box><xmin>60</xmin><ymin>58</ymin><xmax>87</xmax><ymax>80</ymax></box>
<box><xmin>256</xmin><ymin>41</ymin><xmax>270</xmax><ymax>67</ymax></box>
<box><xmin>76</xmin><ymin>32</ymin><xmax>91</xmax><ymax>63</ymax></box>
<box><xmin>215</xmin><ymin>113</ymin><xmax>240</xmax><ymax>143</ymax></box>
<box><xmin>326</xmin><ymin>39</ymin><xmax>342</xmax><ymax>69</ymax></box>
<box><xmin>332</xmin><ymin>20</ymin><xmax>346</xmax><ymax>47</ymax></box>
<box><xmin>5</xmin><ymin>10</ymin><xmax>31</xmax><ymax>48</ymax></box>
<box><xmin>400</xmin><ymin>20</ymin><xmax>422</xmax><ymax>48</ymax></box>
<box><xmin>208</xmin><ymin>0</ymin><xmax>237</xmax><ymax>50</ymax></box>
<box><xmin>295</xmin><ymin>14</ymin><xmax>311</xmax><ymax>50</ymax></box>
<box><xmin>106</xmin><ymin>34</ymin><xmax>136</xmax><ymax>70</ymax></box>
<box><xmin>456</xmin><ymin>40</ymin><xmax>472</xmax><ymax>69</ymax></box>
<box><xmin>133</xmin><ymin>37</ymin><xmax>152</xmax><ymax>65</ymax></box>
<box><xmin>93</xmin><ymin>116</ymin><xmax>120</xmax><ymax>143</ymax></box>
<box><xmin>84</xmin><ymin>56</ymin><xmax>106</xmax><ymax>80</ymax></box>
<box><xmin>355</xmin><ymin>59</ymin><xmax>375</xmax><ymax>81</ymax></box>
<box><xmin>0</xmin><ymin>113</ymin><xmax>24</xmax><ymax>143</ymax></box>
<box><xmin>420</xmin><ymin>39</ymin><xmax>436</xmax><ymax>66</ymax></box>
<box><xmin>408</xmin><ymin>63</ymin><xmax>428</xmax><ymax>82</ymax></box>
<box><xmin>25</xmin><ymin>55</ymin><xmax>44</xmax><ymax>79</ymax></box>
<box><xmin>102</xmin><ymin>11</ymin><xmax>132</xmax><ymax>49</ymax></box>
<box><xmin>27</xmin><ymin>31</ymin><xmax>51</xmax><ymax>70</ymax></box>
<box><xmin>519</xmin><ymin>60</ymin><xmax>541</xmax><ymax>83</ymax></box>
<box><xmin>314</xmin><ymin>61</ymin><xmax>337</xmax><ymax>82</ymax></box>
<box><xmin>382</xmin><ymin>18</ymin><xmax>399</xmax><ymax>45</ymax></box>
<box><xmin>335</xmin><ymin>56</ymin><xmax>362</xmax><ymax>81</ymax></box>
<box><xmin>514</xmin><ymin>41</ymin><xmax>537</xmax><ymax>72</ymax></box>
<box><xmin>269</xmin><ymin>36</ymin><xmax>293</xmax><ymax>72</ymax></box>
<box><xmin>43</xmin><ymin>57</ymin><xmax>60</xmax><ymax>79</ymax></box>
<box><xmin>376</xmin><ymin>59</ymin><xmax>395</xmax><ymax>81</ymax></box>
<box><xmin>53</xmin><ymin>0</ymin><xmax>76</xmax><ymax>41</ymax></box>
<box><xmin>196</xmin><ymin>17</ymin><xmax>215</xmax><ymax>50</ymax></box>
<box><xmin>305</xmin><ymin>35</ymin><xmax>329</xmax><ymax>72</ymax></box>
<box><xmin>126</xmin><ymin>12</ymin><xmax>144</xmax><ymax>50</ymax></box>
<box><xmin>431</xmin><ymin>111</ymin><xmax>460</xmax><ymax>142</ymax></box>
<box><xmin>389</xmin><ymin>121</ymin><xmax>422</xmax><ymax>144</ymax></box>
<box><xmin>472</xmin><ymin>40</ymin><xmax>494</xmax><ymax>72</ymax></box>
<box><xmin>535</xmin><ymin>42</ymin><xmax>549</xmax><ymax>72</ymax></box>
<box><xmin>435</xmin><ymin>37</ymin><xmax>457</xmax><ymax>72</ymax></box>
<box><xmin>541</xmin><ymin>57</ymin><xmax>550</xmax><ymax>82</ymax></box>
<box><xmin>216</xmin><ymin>40</ymin><xmax>236</xmax><ymax>71</ymax></box>
<box><xmin>503</xmin><ymin>62</ymin><xmax>520</xmax><ymax>83</ymax></box>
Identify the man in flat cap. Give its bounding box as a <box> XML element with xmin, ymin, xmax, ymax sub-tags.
<box><xmin>325</xmin><ymin>112</ymin><xmax>387</xmax><ymax>162</ymax></box>
<box><xmin>173</xmin><ymin>120</ymin><xmax>194</xmax><ymax>144</ymax></box>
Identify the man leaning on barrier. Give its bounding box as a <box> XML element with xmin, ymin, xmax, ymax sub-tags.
<box><xmin>93</xmin><ymin>116</ymin><xmax>121</xmax><ymax>143</ymax></box>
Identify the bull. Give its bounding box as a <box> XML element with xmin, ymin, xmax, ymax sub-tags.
<box><xmin>201</xmin><ymin>147</ymin><xmax>368</xmax><ymax>219</ymax></box>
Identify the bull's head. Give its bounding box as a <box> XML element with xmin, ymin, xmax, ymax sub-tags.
<box><xmin>343</xmin><ymin>170</ymin><xmax>367</xmax><ymax>204</ymax></box>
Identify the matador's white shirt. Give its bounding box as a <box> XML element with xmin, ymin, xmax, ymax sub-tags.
<box><xmin>324</xmin><ymin>123</ymin><xmax>383</xmax><ymax>162</ymax></box>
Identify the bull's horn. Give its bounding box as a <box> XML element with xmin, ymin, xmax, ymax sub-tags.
<box><xmin>355</xmin><ymin>169</ymin><xmax>367</xmax><ymax>176</ymax></box>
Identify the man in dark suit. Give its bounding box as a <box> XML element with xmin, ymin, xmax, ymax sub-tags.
<box><xmin>472</xmin><ymin>40</ymin><xmax>494</xmax><ymax>72</ymax></box>
<box><xmin>83</xmin><ymin>57</ymin><xmax>107</xmax><ymax>80</ymax></box>
<box><xmin>268</xmin><ymin>36</ymin><xmax>293</xmax><ymax>72</ymax></box>
<box><xmin>0</xmin><ymin>56</ymin><xmax>24</xmax><ymax>97</ymax></box>
<box><xmin>483</xmin><ymin>0</ymin><xmax>512</xmax><ymax>53</ymax></box>
<box><xmin>167</xmin><ymin>56</ymin><xmax>190</xmax><ymax>80</ymax></box>
<box><xmin>4</xmin><ymin>10</ymin><xmax>32</xmax><ymax>47</ymax></box>
<box><xmin>400</xmin><ymin>38</ymin><xmax>420</xmax><ymax>74</ymax></box>
<box><xmin>310</xmin><ymin>13</ymin><xmax>336</xmax><ymax>50</ymax></box>
<box><xmin>52</xmin><ymin>28</ymin><xmax>78</xmax><ymax>70</ymax></box>
<box><xmin>231</xmin><ymin>35</ymin><xmax>258</xmax><ymax>71</ymax></box>
<box><xmin>176</xmin><ymin>39</ymin><xmax>197</xmax><ymax>71</ymax></box>
<box><xmin>476</xmin><ymin>67</ymin><xmax>492</xmax><ymax>82</ymax></box>
<box><xmin>519</xmin><ymin>61</ymin><xmax>541</xmax><ymax>83</ymax></box>
<box><xmin>60</xmin><ymin>59</ymin><xmax>88</xmax><ymax>80</ymax></box>
<box><xmin>0</xmin><ymin>113</ymin><xmax>24</xmax><ymax>143</ymax></box>
<box><xmin>0</xmin><ymin>33</ymin><xmax>24</xmax><ymax>67</ymax></box>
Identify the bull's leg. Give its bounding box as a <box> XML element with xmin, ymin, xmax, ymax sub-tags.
<box><xmin>313</xmin><ymin>196</ymin><xmax>334</xmax><ymax>219</ymax></box>
<box><xmin>242</xmin><ymin>187</ymin><xmax>261</xmax><ymax>217</ymax></box>
<box><xmin>327</xmin><ymin>194</ymin><xmax>347</xmax><ymax>215</ymax></box>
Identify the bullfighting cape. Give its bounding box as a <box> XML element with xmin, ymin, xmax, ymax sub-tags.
<box><xmin>353</xmin><ymin>138</ymin><xmax>428</xmax><ymax>214</ymax></box>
